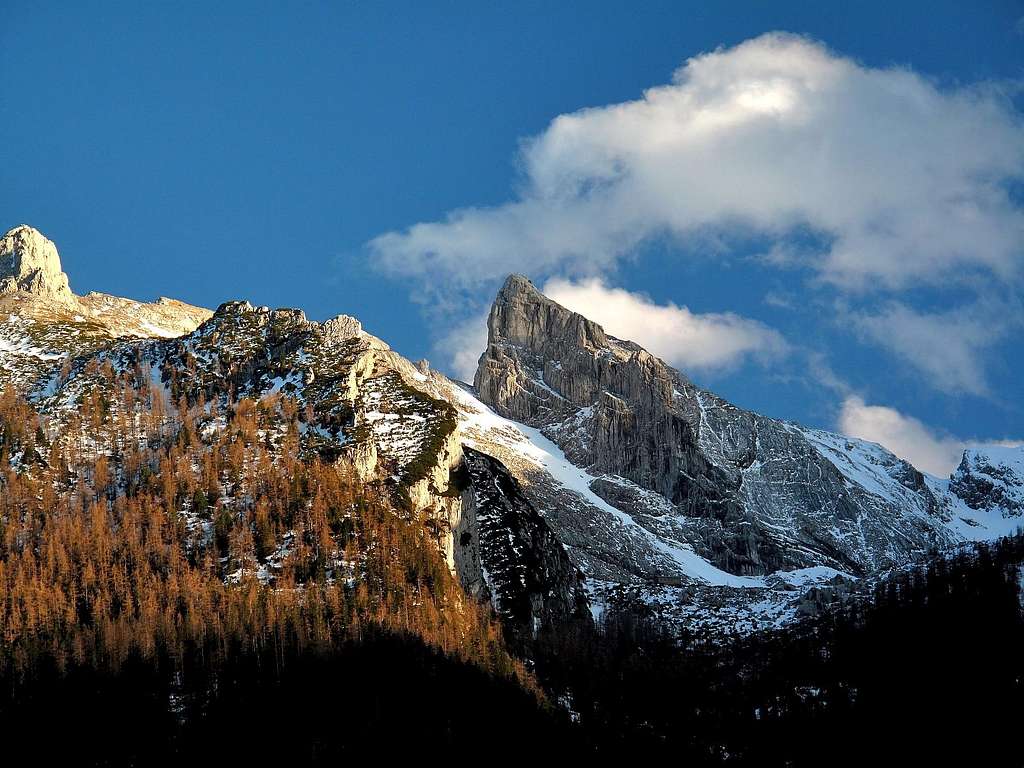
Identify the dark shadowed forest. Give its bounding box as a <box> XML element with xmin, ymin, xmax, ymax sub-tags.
<box><xmin>536</xmin><ymin>531</ymin><xmax>1024</xmax><ymax>764</ymax></box>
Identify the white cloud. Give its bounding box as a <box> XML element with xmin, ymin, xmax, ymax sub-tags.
<box><xmin>839</xmin><ymin>396</ymin><xmax>965</xmax><ymax>476</ymax></box>
<box><xmin>369</xmin><ymin>32</ymin><xmax>1024</xmax><ymax>292</ymax></box>
<box><xmin>849</xmin><ymin>302</ymin><xmax>1018</xmax><ymax>396</ymax></box>
<box><xmin>542</xmin><ymin>277</ymin><xmax>787</xmax><ymax>372</ymax></box>
<box><xmin>435</xmin><ymin>311</ymin><xmax>488</xmax><ymax>382</ymax></box>
<box><xmin>838</xmin><ymin>396</ymin><xmax>1023</xmax><ymax>476</ymax></box>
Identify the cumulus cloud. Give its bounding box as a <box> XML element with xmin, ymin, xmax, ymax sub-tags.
<box><xmin>838</xmin><ymin>396</ymin><xmax>966</xmax><ymax>476</ymax></box>
<box><xmin>436</xmin><ymin>311</ymin><xmax>488</xmax><ymax>382</ymax></box>
<box><xmin>369</xmin><ymin>32</ymin><xmax>1024</xmax><ymax>292</ymax></box>
<box><xmin>542</xmin><ymin>278</ymin><xmax>787</xmax><ymax>372</ymax></box>
<box><xmin>849</xmin><ymin>302</ymin><xmax>1020</xmax><ymax>396</ymax></box>
<box><xmin>838</xmin><ymin>396</ymin><xmax>1023</xmax><ymax>476</ymax></box>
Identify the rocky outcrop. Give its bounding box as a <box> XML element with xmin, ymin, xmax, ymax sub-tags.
<box><xmin>0</xmin><ymin>225</ymin><xmax>212</xmax><ymax>396</ymax></box>
<box><xmin>461</xmin><ymin>447</ymin><xmax>590</xmax><ymax>639</ymax></box>
<box><xmin>475</xmin><ymin>275</ymin><xmax>965</xmax><ymax>578</ymax></box>
<box><xmin>33</xmin><ymin>296</ymin><xmax>487</xmax><ymax>597</ymax></box>
<box><xmin>950</xmin><ymin>447</ymin><xmax>1024</xmax><ymax>516</ymax></box>
<box><xmin>475</xmin><ymin>276</ymin><xmax>732</xmax><ymax>502</ymax></box>
<box><xmin>0</xmin><ymin>225</ymin><xmax>73</xmax><ymax>303</ymax></box>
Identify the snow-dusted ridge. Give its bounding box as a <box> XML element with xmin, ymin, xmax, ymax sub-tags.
<box><xmin>3</xmin><ymin>231</ymin><xmax>1022</xmax><ymax>639</ymax></box>
<box><xmin>801</xmin><ymin>427</ymin><xmax>1024</xmax><ymax>541</ymax></box>
<box><xmin>446</xmin><ymin>377</ymin><xmax>1023</xmax><ymax>633</ymax></box>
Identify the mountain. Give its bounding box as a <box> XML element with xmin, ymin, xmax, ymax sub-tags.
<box><xmin>950</xmin><ymin>446</ymin><xmax>1024</xmax><ymax>516</ymax></box>
<box><xmin>0</xmin><ymin>226</ymin><xmax>588</xmax><ymax>641</ymax></box>
<box><xmin>1</xmin><ymin>227</ymin><xmax>1021</xmax><ymax>639</ymax></box>
<box><xmin>1</xmin><ymin>225</ymin><xmax>1022</xmax><ymax>761</ymax></box>
<box><xmin>0</xmin><ymin>225</ymin><xmax>212</xmax><ymax>395</ymax></box>
<box><xmin>472</xmin><ymin>274</ymin><xmax>1022</xmax><ymax>628</ymax></box>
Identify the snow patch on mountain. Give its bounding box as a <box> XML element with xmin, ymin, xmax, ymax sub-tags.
<box><xmin>796</xmin><ymin>427</ymin><xmax>933</xmax><ymax>516</ymax></box>
<box><xmin>449</xmin><ymin>382</ymin><xmax>823</xmax><ymax>590</ymax></box>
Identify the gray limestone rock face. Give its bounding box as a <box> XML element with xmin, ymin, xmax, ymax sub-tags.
<box><xmin>474</xmin><ymin>275</ymin><xmax>964</xmax><ymax>578</ymax></box>
<box><xmin>0</xmin><ymin>225</ymin><xmax>74</xmax><ymax>302</ymax></box>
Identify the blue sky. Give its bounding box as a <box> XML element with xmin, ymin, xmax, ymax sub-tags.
<box><xmin>2</xmin><ymin>1</ymin><xmax>1023</xmax><ymax>474</ymax></box>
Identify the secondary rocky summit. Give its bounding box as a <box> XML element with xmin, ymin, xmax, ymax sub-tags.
<box><xmin>0</xmin><ymin>225</ymin><xmax>211</xmax><ymax>394</ymax></box>
<box><xmin>0</xmin><ymin>225</ymin><xmax>74</xmax><ymax>302</ymax></box>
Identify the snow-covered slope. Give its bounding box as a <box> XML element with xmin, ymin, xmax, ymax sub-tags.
<box><xmin>428</xmin><ymin>378</ymin><xmax>857</xmax><ymax>634</ymax></box>
<box><xmin>448</xmin><ymin>379</ymin><xmax>771</xmax><ymax>587</ymax></box>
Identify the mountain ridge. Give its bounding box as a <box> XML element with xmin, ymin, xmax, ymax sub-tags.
<box><xmin>2</xmin><ymin>229</ymin><xmax>1021</xmax><ymax>637</ymax></box>
<box><xmin>473</xmin><ymin>273</ymin><xmax>1021</xmax><ymax>585</ymax></box>
<box><xmin>0</xmin><ymin>225</ymin><xmax>213</xmax><ymax>395</ymax></box>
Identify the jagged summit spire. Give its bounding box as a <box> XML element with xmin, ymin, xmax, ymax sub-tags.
<box><xmin>487</xmin><ymin>272</ymin><xmax>609</xmax><ymax>351</ymax></box>
<box><xmin>475</xmin><ymin>273</ymin><xmax>614</xmax><ymax>398</ymax></box>
<box><xmin>0</xmin><ymin>225</ymin><xmax>73</xmax><ymax>303</ymax></box>
<box><xmin>498</xmin><ymin>273</ymin><xmax>542</xmax><ymax>298</ymax></box>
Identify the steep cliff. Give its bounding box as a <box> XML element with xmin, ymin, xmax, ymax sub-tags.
<box><xmin>461</xmin><ymin>446</ymin><xmax>591</xmax><ymax>639</ymax></box>
<box><xmin>0</xmin><ymin>225</ymin><xmax>73</xmax><ymax>302</ymax></box>
<box><xmin>474</xmin><ymin>275</ymin><xmax>1018</xmax><ymax>584</ymax></box>
<box><xmin>949</xmin><ymin>446</ymin><xmax>1024</xmax><ymax>518</ymax></box>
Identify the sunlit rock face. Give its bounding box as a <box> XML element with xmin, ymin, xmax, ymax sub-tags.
<box><xmin>0</xmin><ymin>225</ymin><xmax>73</xmax><ymax>302</ymax></box>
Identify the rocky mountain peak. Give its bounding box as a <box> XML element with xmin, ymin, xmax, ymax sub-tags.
<box><xmin>496</xmin><ymin>273</ymin><xmax>544</xmax><ymax>304</ymax></box>
<box><xmin>950</xmin><ymin>446</ymin><xmax>1024</xmax><ymax>515</ymax></box>
<box><xmin>0</xmin><ymin>225</ymin><xmax>73</xmax><ymax>303</ymax></box>
<box><xmin>473</xmin><ymin>276</ymin><xmax>1023</xmax><ymax>584</ymax></box>
<box><xmin>487</xmin><ymin>273</ymin><xmax>609</xmax><ymax>353</ymax></box>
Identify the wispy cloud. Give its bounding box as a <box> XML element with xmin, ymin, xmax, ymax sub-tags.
<box><xmin>848</xmin><ymin>301</ymin><xmax>1021</xmax><ymax>397</ymax></box>
<box><xmin>542</xmin><ymin>277</ymin><xmax>787</xmax><ymax>373</ymax></box>
<box><xmin>838</xmin><ymin>396</ymin><xmax>1023</xmax><ymax>476</ymax></box>
<box><xmin>838</xmin><ymin>396</ymin><xmax>967</xmax><ymax>476</ymax></box>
